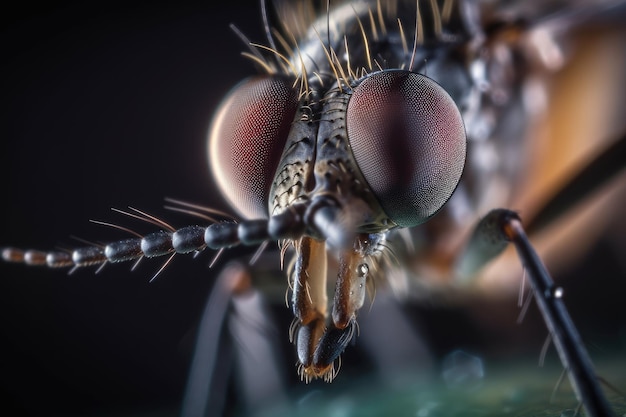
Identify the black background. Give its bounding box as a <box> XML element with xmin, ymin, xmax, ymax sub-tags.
<box><xmin>1</xmin><ymin>1</ymin><xmax>625</xmax><ymax>417</ymax></box>
<box><xmin>1</xmin><ymin>1</ymin><xmax>267</xmax><ymax>415</ymax></box>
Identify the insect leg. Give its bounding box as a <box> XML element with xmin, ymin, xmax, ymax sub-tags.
<box><xmin>228</xmin><ymin>265</ymin><xmax>289</xmax><ymax>413</ymax></box>
<box><xmin>180</xmin><ymin>263</ymin><xmax>234</xmax><ymax>417</ymax></box>
<box><xmin>460</xmin><ymin>209</ymin><xmax>614</xmax><ymax>417</ymax></box>
<box><xmin>180</xmin><ymin>262</ymin><xmax>286</xmax><ymax>417</ymax></box>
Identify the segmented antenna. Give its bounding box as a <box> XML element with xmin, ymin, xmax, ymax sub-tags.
<box><xmin>2</xmin><ymin>202</ymin><xmax>312</xmax><ymax>271</ymax></box>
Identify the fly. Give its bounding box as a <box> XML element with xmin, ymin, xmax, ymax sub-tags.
<box><xmin>2</xmin><ymin>1</ymin><xmax>625</xmax><ymax>416</ymax></box>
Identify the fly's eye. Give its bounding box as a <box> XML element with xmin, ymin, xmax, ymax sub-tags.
<box><xmin>346</xmin><ymin>70</ymin><xmax>466</xmax><ymax>227</ymax></box>
<box><xmin>208</xmin><ymin>76</ymin><xmax>298</xmax><ymax>219</ymax></box>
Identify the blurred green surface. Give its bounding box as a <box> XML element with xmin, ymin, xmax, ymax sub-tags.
<box><xmin>248</xmin><ymin>354</ymin><xmax>626</xmax><ymax>417</ymax></box>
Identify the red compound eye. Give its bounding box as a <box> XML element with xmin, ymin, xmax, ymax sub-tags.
<box><xmin>346</xmin><ymin>70</ymin><xmax>466</xmax><ymax>227</ymax></box>
<box><xmin>208</xmin><ymin>76</ymin><xmax>298</xmax><ymax>219</ymax></box>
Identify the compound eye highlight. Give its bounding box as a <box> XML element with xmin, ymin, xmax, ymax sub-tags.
<box><xmin>346</xmin><ymin>70</ymin><xmax>466</xmax><ymax>227</ymax></box>
<box><xmin>209</xmin><ymin>76</ymin><xmax>298</xmax><ymax>219</ymax></box>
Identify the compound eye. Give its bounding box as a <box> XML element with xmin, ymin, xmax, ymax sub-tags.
<box><xmin>346</xmin><ymin>70</ymin><xmax>466</xmax><ymax>227</ymax></box>
<box><xmin>209</xmin><ymin>76</ymin><xmax>298</xmax><ymax>219</ymax></box>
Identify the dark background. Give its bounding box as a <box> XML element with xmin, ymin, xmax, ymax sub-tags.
<box><xmin>1</xmin><ymin>1</ymin><xmax>269</xmax><ymax>416</ymax></box>
<box><xmin>1</xmin><ymin>1</ymin><xmax>625</xmax><ymax>417</ymax></box>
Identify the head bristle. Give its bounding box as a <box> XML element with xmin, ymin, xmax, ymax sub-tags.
<box><xmin>351</xmin><ymin>4</ymin><xmax>373</xmax><ymax>71</ymax></box>
<box><xmin>442</xmin><ymin>0</ymin><xmax>454</xmax><ymax>23</ymax></box>
<box><xmin>312</xmin><ymin>27</ymin><xmax>344</xmax><ymax>92</ymax></box>
<box><xmin>376</xmin><ymin>0</ymin><xmax>387</xmax><ymax>35</ymax></box>
<box><xmin>429</xmin><ymin>0</ymin><xmax>443</xmax><ymax>37</ymax></box>
<box><xmin>367</xmin><ymin>6</ymin><xmax>379</xmax><ymax>41</ymax></box>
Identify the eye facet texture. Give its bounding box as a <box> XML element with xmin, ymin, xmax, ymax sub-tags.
<box><xmin>209</xmin><ymin>76</ymin><xmax>298</xmax><ymax>219</ymax></box>
<box><xmin>346</xmin><ymin>70</ymin><xmax>466</xmax><ymax>227</ymax></box>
